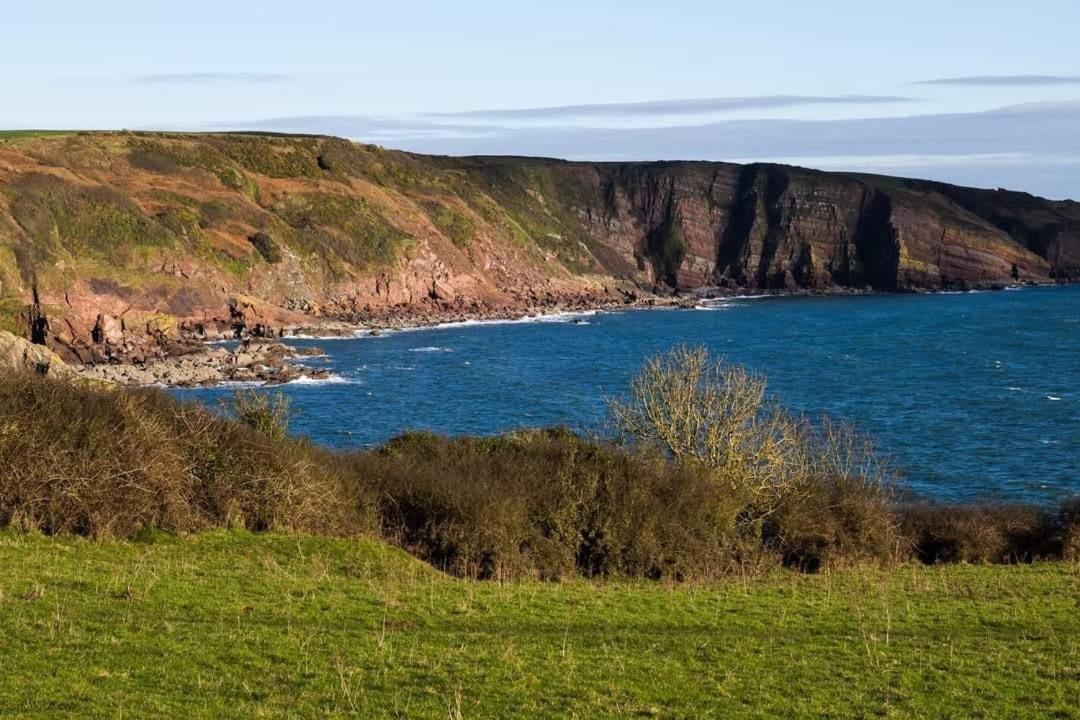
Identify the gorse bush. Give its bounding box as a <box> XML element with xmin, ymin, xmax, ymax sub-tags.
<box><xmin>897</xmin><ymin>502</ymin><xmax>1063</xmax><ymax>564</ymax></box>
<box><xmin>0</xmin><ymin>349</ymin><xmax>1075</xmax><ymax>580</ymax></box>
<box><xmin>349</xmin><ymin>429</ymin><xmax>744</xmax><ymax>580</ymax></box>
<box><xmin>232</xmin><ymin>389</ymin><xmax>291</xmax><ymax>443</ymax></box>
<box><xmin>0</xmin><ymin>375</ymin><xmax>360</xmax><ymax>537</ymax></box>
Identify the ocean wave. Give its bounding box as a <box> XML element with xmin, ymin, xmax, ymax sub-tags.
<box><xmin>409</xmin><ymin>346</ymin><xmax>454</xmax><ymax>353</ymax></box>
<box><xmin>1046</xmin><ymin>395</ymin><xmax>1063</xmax><ymax>401</ymax></box>
<box><xmin>410</xmin><ymin>310</ymin><xmax>600</xmax><ymax>331</ymax></box>
<box><xmin>285</xmin><ymin>375</ymin><xmax>359</xmax><ymax>386</ymax></box>
<box><xmin>286</xmin><ymin>330</ymin><xmax>389</xmax><ymax>340</ymax></box>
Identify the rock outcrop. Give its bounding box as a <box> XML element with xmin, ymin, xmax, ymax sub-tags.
<box><xmin>73</xmin><ymin>341</ymin><xmax>330</xmax><ymax>387</ymax></box>
<box><xmin>0</xmin><ymin>330</ymin><xmax>73</xmax><ymax>378</ymax></box>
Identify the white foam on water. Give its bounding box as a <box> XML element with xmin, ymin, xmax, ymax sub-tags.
<box><xmin>285</xmin><ymin>375</ymin><xmax>358</xmax><ymax>386</ymax></box>
<box><xmin>287</xmin><ymin>330</ymin><xmax>390</xmax><ymax>340</ymax></box>
<box><xmin>292</xmin><ymin>354</ymin><xmax>331</xmax><ymax>363</ymax></box>
<box><xmin>1047</xmin><ymin>395</ymin><xmax>1062</xmax><ymax>401</ymax></box>
<box><xmin>409</xmin><ymin>346</ymin><xmax>454</xmax><ymax>353</ymax></box>
<box><xmin>404</xmin><ymin>310</ymin><xmax>601</xmax><ymax>332</ymax></box>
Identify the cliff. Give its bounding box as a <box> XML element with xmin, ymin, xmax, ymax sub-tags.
<box><xmin>0</xmin><ymin>131</ymin><xmax>1077</xmax><ymax>360</ymax></box>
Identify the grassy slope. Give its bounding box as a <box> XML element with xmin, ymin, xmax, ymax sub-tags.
<box><xmin>1</xmin><ymin>531</ymin><xmax>1076</xmax><ymax>719</ymax></box>
<box><xmin>2</xmin><ymin>131</ymin><xmax>1079</xmax><ymax>340</ymax></box>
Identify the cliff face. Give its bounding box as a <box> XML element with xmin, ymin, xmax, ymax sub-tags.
<box><xmin>568</xmin><ymin>161</ymin><xmax>1076</xmax><ymax>292</ymax></box>
<box><xmin>0</xmin><ymin>131</ymin><xmax>1076</xmax><ymax>359</ymax></box>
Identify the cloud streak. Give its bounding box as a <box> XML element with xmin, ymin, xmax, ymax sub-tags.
<box><xmin>434</xmin><ymin>95</ymin><xmax>916</xmax><ymax>121</ymax></box>
<box><xmin>132</xmin><ymin>72</ymin><xmax>292</xmax><ymax>85</ymax></box>
<box><xmin>234</xmin><ymin>100</ymin><xmax>1080</xmax><ymax>200</ymax></box>
<box><xmin>918</xmin><ymin>74</ymin><xmax>1080</xmax><ymax>86</ymax></box>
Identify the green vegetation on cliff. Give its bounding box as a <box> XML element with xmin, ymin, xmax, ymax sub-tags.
<box><xmin>277</xmin><ymin>192</ymin><xmax>413</xmax><ymax>271</ymax></box>
<box><xmin>3</xmin><ymin>130</ymin><xmax>1080</xmax><ymax>345</ymax></box>
<box><xmin>7</xmin><ymin>173</ymin><xmax>177</xmax><ymax>268</ymax></box>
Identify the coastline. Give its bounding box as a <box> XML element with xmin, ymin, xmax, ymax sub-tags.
<box><xmin>71</xmin><ymin>280</ymin><xmax>1063</xmax><ymax>387</ymax></box>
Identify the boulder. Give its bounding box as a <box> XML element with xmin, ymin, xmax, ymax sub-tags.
<box><xmin>91</xmin><ymin>313</ymin><xmax>125</xmax><ymax>345</ymax></box>
<box><xmin>0</xmin><ymin>331</ymin><xmax>74</xmax><ymax>379</ymax></box>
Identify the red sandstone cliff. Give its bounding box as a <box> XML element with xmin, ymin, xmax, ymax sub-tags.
<box><xmin>0</xmin><ymin>132</ymin><xmax>1076</xmax><ymax>360</ymax></box>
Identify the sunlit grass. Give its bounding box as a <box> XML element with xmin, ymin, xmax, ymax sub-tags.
<box><xmin>1</xmin><ymin>530</ymin><xmax>1076</xmax><ymax>718</ymax></box>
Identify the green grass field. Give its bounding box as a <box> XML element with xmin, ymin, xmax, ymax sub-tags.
<box><xmin>0</xmin><ymin>531</ymin><xmax>1076</xmax><ymax>719</ymax></box>
<box><xmin>0</xmin><ymin>130</ymin><xmax>75</xmax><ymax>141</ymax></box>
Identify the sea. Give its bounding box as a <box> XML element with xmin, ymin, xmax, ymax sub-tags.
<box><xmin>174</xmin><ymin>285</ymin><xmax>1080</xmax><ymax>504</ymax></box>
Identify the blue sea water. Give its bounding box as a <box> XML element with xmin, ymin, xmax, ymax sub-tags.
<box><xmin>175</xmin><ymin>286</ymin><xmax>1080</xmax><ymax>503</ymax></box>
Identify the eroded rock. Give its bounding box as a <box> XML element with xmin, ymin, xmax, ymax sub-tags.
<box><xmin>0</xmin><ymin>331</ymin><xmax>74</xmax><ymax>379</ymax></box>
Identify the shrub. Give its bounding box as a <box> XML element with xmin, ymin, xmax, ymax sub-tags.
<box><xmin>899</xmin><ymin>503</ymin><xmax>1061</xmax><ymax>564</ymax></box>
<box><xmin>350</xmin><ymin>429</ymin><xmax>745</xmax><ymax>580</ymax></box>
<box><xmin>127</xmin><ymin>147</ymin><xmax>181</xmax><ymax>174</ymax></box>
<box><xmin>8</xmin><ymin>173</ymin><xmax>176</xmax><ymax>265</ymax></box>
<box><xmin>1061</xmin><ymin>497</ymin><xmax>1080</xmax><ymax>560</ymax></box>
<box><xmin>0</xmin><ymin>373</ymin><xmax>363</xmax><ymax>538</ymax></box>
<box><xmin>0</xmin><ymin>359</ymin><xmax>1074</xmax><ymax>581</ymax></box>
<box><xmin>609</xmin><ymin>347</ymin><xmax>880</xmax><ymax>515</ymax></box>
<box><xmin>232</xmin><ymin>389</ymin><xmax>290</xmax><ymax>442</ymax></box>
<box><xmin>248</xmin><ymin>232</ymin><xmax>283</xmax><ymax>263</ymax></box>
<box><xmin>423</xmin><ymin>200</ymin><xmax>476</xmax><ymax>248</ymax></box>
<box><xmin>198</xmin><ymin>200</ymin><xmax>234</xmax><ymax>229</ymax></box>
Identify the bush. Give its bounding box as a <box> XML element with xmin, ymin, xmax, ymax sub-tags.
<box><xmin>899</xmin><ymin>503</ymin><xmax>1061</xmax><ymax>564</ymax></box>
<box><xmin>0</xmin><ymin>373</ymin><xmax>363</xmax><ymax>538</ymax></box>
<box><xmin>232</xmin><ymin>389</ymin><xmax>290</xmax><ymax>442</ymax></box>
<box><xmin>1061</xmin><ymin>498</ymin><xmax>1080</xmax><ymax>560</ymax></box>
<box><xmin>127</xmin><ymin>148</ymin><xmax>181</xmax><ymax>174</ymax></box>
<box><xmin>278</xmin><ymin>192</ymin><xmax>413</xmax><ymax>269</ymax></box>
<box><xmin>349</xmin><ymin>429</ymin><xmax>745</xmax><ymax>580</ymax></box>
<box><xmin>0</xmin><ymin>359</ymin><xmax>1075</xmax><ymax>581</ymax></box>
<box><xmin>249</xmin><ymin>232</ymin><xmax>283</xmax><ymax>263</ymax></box>
<box><xmin>609</xmin><ymin>347</ymin><xmax>897</xmax><ymax>526</ymax></box>
<box><xmin>8</xmin><ymin>173</ymin><xmax>176</xmax><ymax>265</ymax></box>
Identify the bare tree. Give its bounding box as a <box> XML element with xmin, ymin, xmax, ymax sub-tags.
<box><xmin>608</xmin><ymin>346</ymin><xmax>891</xmax><ymax>513</ymax></box>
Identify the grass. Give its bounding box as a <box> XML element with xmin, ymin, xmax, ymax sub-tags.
<box><xmin>0</xmin><ymin>529</ymin><xmax>1076</xmax><ymax>719</ymax></box>
<box><xmin>0</xmin><ymin>130</ymin><xmax>74</xmax><ymax>142</ymax></box>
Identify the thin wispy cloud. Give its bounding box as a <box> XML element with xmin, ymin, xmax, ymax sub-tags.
<box><xmin>434</xmin><ymin>95</ymin><xmax>916</xmax><ymax>121</ymax></box>
<box><xmin>233</xmin><ymin>100</ymin><xmax>1080</xmax><ymax>200</ymax></box>
<box><xmin>918</xmin><ymin>74</ymin><xmax>1080</xmax><ymax>86</ymax></box>
<box><xmin>132</xmin><ymin>72</ymin><xmax>292</xmax><ymax>85</ymax></box>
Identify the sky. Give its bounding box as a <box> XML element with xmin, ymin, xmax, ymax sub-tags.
<box><xmin>4</xmin><ymin>0</ymin><xmax>1080</xmax><ymax>199</ymax></box>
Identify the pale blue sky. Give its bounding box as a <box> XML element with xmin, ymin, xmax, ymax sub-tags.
<box><xmin>5</xmin><ymin>1</ymin><xmax>1080</xmax><ymax>197</ymax></box>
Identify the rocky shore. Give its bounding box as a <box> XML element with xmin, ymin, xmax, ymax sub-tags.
<box><xmin>72</xmin><ymin>341</ymin><xmax>331</xmax><ymax>387</ymax></box>
<box><xmin>14</xmin><ymin>281</ymin><xmax>1050</xmax><ymax>388</ymax></box>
